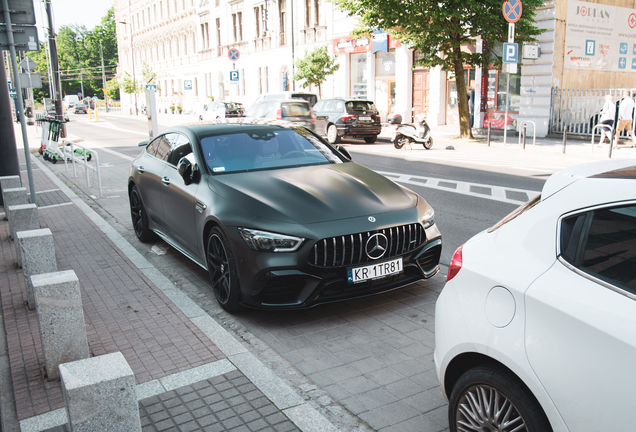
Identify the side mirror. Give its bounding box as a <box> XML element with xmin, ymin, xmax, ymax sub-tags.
<box><xmin>336</xmin><ymin>145</ymin><xmax>352</xmax><ymax>161</ymax></box>
<box><xmin>138</xmin><ymin>140</ymin><xmax>149</xmax><ymax>147</ymax></box>
<box><xmin>177</xmin><ymin>155</ymin><xmax>200</xmax><ymax>185</ymax></box>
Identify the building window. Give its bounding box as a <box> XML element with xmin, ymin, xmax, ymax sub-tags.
<box><xmin>265</xmin><ymin>66</ymin><xmax>269</xmax><ymax>92</ymax></box>
<box><xmin>258</xmin><ymin>67</ymin><xmax>262</xmax><ymax>94</ymax></box>
<box><xmin>254</xmin><ymin>7</ymin><xmax>260</xmax><ymax>37</ymax></box>
<box><xmin>351</xmin><ymin>52</ymin><xmax>367</xmax><ymax>99</ymax></box>
<box><xmin>160</xmin><ymin>1</ymin><xmax>163</xmax><ymax>19</ymax></box>
<box><xmin>279</xmin><ymin>0</ymin><xmax>286</xmax><ymax>45</ymax></box>
<box><xmin>232</xmin><ymin>13</ymin><xmax>243</xmax><ymax>42</ymax></box>
<box><xmin>216</xmin><ymin>18</ymin><xmax>221</xmax><ymax>55</ymax></box>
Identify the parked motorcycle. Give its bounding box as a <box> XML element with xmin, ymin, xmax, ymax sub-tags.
<box><xmin>389</xmin><ymin>113</ymin><xmax>433</xmax><ymax>149</ymax></box>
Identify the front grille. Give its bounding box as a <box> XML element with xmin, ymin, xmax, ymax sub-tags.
<box><xmin>309</xmin><ymin>223</ymin><xmax>426</xmax><ymax>268</ymax></box>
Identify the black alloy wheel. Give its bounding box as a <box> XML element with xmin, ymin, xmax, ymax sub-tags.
<box><xmin>206</xmin><ymin>227</ymin><xmax>241</xmax><ymax>312</ymax></box>
<box><xmin>449</xmin><ymin>364</ymin><xmax>552</xmax><ymax>432</ymax></box>
<box><xmin>129</xmin><ymin>185</ymin><xmax>155</xmax><ymax>242</ymax></box>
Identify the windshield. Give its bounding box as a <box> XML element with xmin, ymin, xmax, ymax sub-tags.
<box><xmin>199</xmin><ymin>127</ymin><xmax>344</xmax><ymax>174</ymax></box>
<box><xmin>346</xmin><ymin>101</ymin><xmax>376</xmax><ymax>111</ymax></box>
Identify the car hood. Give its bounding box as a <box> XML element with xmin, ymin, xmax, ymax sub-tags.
<box><xmin>209</xmin><ymin>163</ymin><xmax>417</xmax><ymax>224</ymax></box>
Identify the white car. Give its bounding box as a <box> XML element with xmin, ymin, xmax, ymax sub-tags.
<box><xmin>198</xmin><ymin>101</ymin><xmax>245</xmax><ymax>121</ymax></box>
<box><xmin>435</xmin><ymin>159</ymin><xmax>636</xmax><ymax>432</ymax></box>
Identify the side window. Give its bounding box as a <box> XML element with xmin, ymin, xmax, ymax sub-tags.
<box><xmin>146</xmin><ymin>135</ymin><xmax>162</xmax><ymax>156</ymax></box>
<box><xmin>166</xmin><ymin>134</ymin><xmax>193</xmax><ymax>166</ymax></box>
<box><xmin>313</xmin><ymin>101</ymin><xmax>324</xmax><ymax>111</ymax></box>
<box><xmin>562</xmin><ymin>205</ymin><xmax>636</xmax><ymax>294</ymax></box>
<box><xmin>154</xmin><ymin>134</ymin><xmax>173</xmax><ymax>161</ymax></box>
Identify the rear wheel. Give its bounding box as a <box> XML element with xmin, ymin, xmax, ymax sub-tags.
<box><xmin>364</xmin><ymin>136</ymin><xmax>377</xmax><ymax>144</ymax></box>
<box><xmin>129</xmin><ymin>185</ymin><xmax>155</xmax><ymax>242</ymax></box>
<box><xmin>327</xmin><ymin>125</ymin><xmax>341</xmax><ymax>144</ymax></box>
<box><xmin>423</xmin><ymin>136</ymin><xmax>433</xmax><ymax>149</ymax></box>
<box><xmin>449</xmin><ymin>364</ymin><xmax>552</xmax><ymax>432</ymax></box>
<box><xmin>206</xmin><ymin>227</ymin><xmax>242</xmax><ymax>312</ymax></box>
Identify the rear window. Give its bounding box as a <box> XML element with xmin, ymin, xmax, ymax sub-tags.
<box><xmin>346</xmin><ymin>101</ymin><xmax>376</xmax><ymax>111</ymax></box>
<box><xmin>282</xmin><ymin>103</ymin><xmax>311</xmax><ymax>117</ymax></box>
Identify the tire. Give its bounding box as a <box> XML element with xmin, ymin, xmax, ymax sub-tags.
<box><xmin>327</xmin><ymin>124</ymin><xmax>341</xmax><ymax>144</ymax></box>
<box><xmin>423</xmin><ymin>136</ymin><xmax>433</xmax><ymax>149</ymax></box>
<box><xmin>449</xmin><ymin>364</ymin><xmax>552</xmax><ymax>432</ymax></box>
<box><xmin>129</xmin><ymin>185</ymin><xmax>155</xmax><ymax>243</ymax></box>
<box><xmin>364</xmin><ymin>136</ymin><xmax>377</xmax><ymax>144</ymax></box>
<box><xmin>206</xmin><ymin>226</ymin><xmax>242</xmax><ymax>312</ymax></box>
<box><xmin>394</xmin><ymin>135</ymin><xmax>409</xmax><ymax>149</ymax></box>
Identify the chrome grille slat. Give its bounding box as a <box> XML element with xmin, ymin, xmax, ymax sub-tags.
<box><xmin>310</xmin><ymin>223</ymin><xmax>427</xmax><ymax>268</ymax></box>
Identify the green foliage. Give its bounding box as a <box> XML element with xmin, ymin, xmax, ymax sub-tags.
<box><xmin>106</xmin><ymin>76</ymin><xmax>120</xmax><ymax>100</ymax></box>
<box><xmin>332</xmin><ymin>0</ymin><xmax>544</xmax><ymax>137</ymax></box>
<box><xmin>293</xmin><ymin>46</ymin><xmax>340</xmax><ymax>98</ymax></box>
<box><xmin>26</xmin><ymin>7</ymin><xmax>118</xmax><ymax>102</ymax></box>
<box><xmin>120</xmin><ymin>72</ymin><xmax>140</xmax><ymax>94</ymax></box>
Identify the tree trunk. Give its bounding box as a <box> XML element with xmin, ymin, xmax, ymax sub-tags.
<box><xmin>453</xmin><ymin>47</ymin><xmax>474</xmax><ymax>139</ymax></box>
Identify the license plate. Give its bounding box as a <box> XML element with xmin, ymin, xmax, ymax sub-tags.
<box><xmin>358</xmin><ymin>116</ymin><xmax>371</xmax><ymax>121</ymax></box>
<box><xmin>347</xmin><ymin>258</ymin><xmax>403</xmax><ymax>284</ymax></box>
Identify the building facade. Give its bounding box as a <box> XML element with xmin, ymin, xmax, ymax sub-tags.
<box><xmin>114</xmin><ymin>0</ymin><xmax>636</xmax><ymax>137</ymax></box>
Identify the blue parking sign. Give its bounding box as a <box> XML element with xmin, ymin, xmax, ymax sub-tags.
<box><xmin>503</xmin><ymin>43</ymin><xmax>518</xmax><ymax>63</ymax></box>
<box><xmin>230</xmin><ymin>70</ymin><xmax>239</xmax><ymax>81</ymax></box>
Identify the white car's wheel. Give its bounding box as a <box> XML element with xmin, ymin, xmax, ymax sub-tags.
<box><xmin>327</xmin><ymin>125</ymin><xmax>341</xmax><ymax>144</ymax></box>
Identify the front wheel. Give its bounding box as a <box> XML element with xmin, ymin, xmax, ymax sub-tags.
<box><xmin>364</xmin><ymin>136</ymin><xmax>377</xmax><ymax>144</ymax></box>
<box><xmin>206</xmin><ymin>227</ymin><xmax>242</xmax><ymax>312</ymax></box>
<box><xmin>423</xmin><ymin>136</ymin><xmax>433</xmax><ymax>149</ymax></box>
<box><xmin>449</xmin><ymin>364</ymin><xmax>552</xmax><ymax>432</ymax></box>
<box><xmin>327</xmin><ymin>125</ymin><xmax>341</xmax><ymax>144</ymax></box>
<box><xmin>394</xmin><ymin>135</ymin><xmax>409</xmax><ymax>149</ymax></box>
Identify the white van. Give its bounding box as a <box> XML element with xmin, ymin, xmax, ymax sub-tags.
<box><xmin>63</xmin><ymin>95</ymin><xmax>80</xmax><ymax>108</ymax></box>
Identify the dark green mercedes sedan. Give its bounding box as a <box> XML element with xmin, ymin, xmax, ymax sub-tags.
<box><xmin>128</xmin><ymin>119</ymin><xmax>442</xmax><ymax>311</ymax></box>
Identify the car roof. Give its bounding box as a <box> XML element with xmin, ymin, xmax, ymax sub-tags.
<box><xmin>542</xmin><ymin>160</ymin><xmax>636</xmax><ymax>199</ymax></box>
<box><xmin>164</xmin><ymin>119</ymin><xmax>304</xmax><ymax>137</ymax></box>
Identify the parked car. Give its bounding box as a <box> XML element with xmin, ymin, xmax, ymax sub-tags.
<box><xmin>199</xmin><ymin>101</ymin><xmax>245</xmax><ymax>121</ymax></box>
<box><xmin>252</xmin><ymin>91</ymin><xmax>318</xmax><ymax>107</ymax></box>
<box><xmin>312</xmin><ymin>98</ymin><xmax>382</xmax><ymax>144</ymax></box>
<box><xmin>435</xmin><ymin>159</ymin><xmax>636</xmax><ymax>432</ymax></box>
<box><xmin>244</xmin><ymin>99</ymin><xmax>320</xmax><ymax>132</ymax></box>
<box><xmin>73</xmin><ymin>103</ymin><xmax>88</xmax><ymax>114</ymax></box>
<box><xmin>129</xmin><ymin>120</ymin><xmax>442</xmax><ymax>312</ymax></box>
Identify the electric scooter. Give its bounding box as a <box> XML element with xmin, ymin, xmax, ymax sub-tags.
<box><xmin>389</xmin><ymin>112</ymin><xmax>433</xmax><ymax>150</ymax></box>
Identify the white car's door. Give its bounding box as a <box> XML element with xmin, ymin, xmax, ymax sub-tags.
<box><xmin>525</xmin><ymin>204</ymin><xmax>636</xmax><ymax>431</ymax></box>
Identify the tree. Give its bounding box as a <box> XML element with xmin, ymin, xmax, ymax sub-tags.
<box><xmin>293</xmin><ymin>46</ymin><xmax>340</xmax><ymax>98</ymax></box>
<box><xmin>332</xmin><ymin>0</ymin><xmax>543</xmax><ymax>138</ymax></box>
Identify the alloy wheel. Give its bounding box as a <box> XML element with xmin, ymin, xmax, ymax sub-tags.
<box><xmin>455</xmin><ymin>384</ymin><xmax>526</xmax><ymax>432</ymax></box>
<box><xmin>207</xmin><ymin>234</ymin><xmax>231</xmax><ymax>304</ymax></box>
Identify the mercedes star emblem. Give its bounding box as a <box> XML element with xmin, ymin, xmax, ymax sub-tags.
<box><xmin>365</xmin><ymin>233</ymin><xmax>388</xmax><ymax>260</ymax></box>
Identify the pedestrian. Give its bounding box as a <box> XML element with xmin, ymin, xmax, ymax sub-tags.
<box><xmin>614</xmin><ymin>89</ymin><xmax>636</xmax><ymax>148</ymax></box>
<box><xmin>597</xmin><ymin>94</ymin><xmax>615</xmax><ymax>146</ymax></box>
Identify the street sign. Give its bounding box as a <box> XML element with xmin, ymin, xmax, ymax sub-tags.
<box><xmin>145</xmin><ymin>84</ymin><xmax>157</xmax><ymax>91</ymax></box>
<box><xmin>0</xmin><ymin>0</ymin><xmax>36</xmax><ymax>25</ymax></box>
<box><xmin>19</xmin><ymin>56</ymin><xmax>36</xmax><ymax>71</ymax></box>
<box><xmin>503</xmin><ymin>43</ymin><xmax>518</xmax><ymax>63</ymax></box>
<box><xmin>9</xmin><ymin>88</ymin><xmax>16</xmax><ymax>97</ymax></box>
<box><xmin>508</xmin><ymin>23</ymin><xmax>515</xmax><ymax>43</ymax></box>
<box><xmin>228</xmin><ymin>48</ymin><xmax>240</xmax><ymax>61</ymax></box>
<box><xmin>19</xmin><ymin>73</ymin><xmax>41</xmax><ymax>88</ymax></box>
<box><xmin>184</xmin><ymin>80</ymin><xmax>192</xmax><ymax>90</ymax></box>
<box><xmin>92</xmin><ymin>96</ymin><xmax>98</xmax><ymax>102</ymax></box>
<box><xmin>0</xmin><ymin>25</ymin><xmax>39</xmax><ymax>51</ymax></box>
<box><xmin>229</xmin><ymin>70</ymin><xmax>239</xmax><ymax>81</ymax></box>
<box><xmin>502</xmin><ymin>0</ymin><xmax>522</xmax><ymax>23</ymax></box>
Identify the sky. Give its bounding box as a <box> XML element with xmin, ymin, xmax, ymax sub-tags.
<box><xmin>34</xmin><ymin>0</ymin><xmax>115</xmax><ymax>33</ymax></box>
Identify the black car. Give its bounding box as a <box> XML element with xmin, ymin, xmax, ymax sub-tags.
<box><xmin>313</xmin><ymin>98</ymin><xmax>382</xmax><ymax>144</ymax></box>
<box><xmin>129</xmin><ymin>120</ymin><xmax>442</xmax><ymax>311</ymax></box>
<box><xmin>244</xmin><ymin>99</ymin><xmax>319</xmax><ymax>132</ymax></box>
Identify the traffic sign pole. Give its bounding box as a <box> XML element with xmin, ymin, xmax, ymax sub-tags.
<box><xmin>502</xmin><ymin>0</ymin><xmax>522</xmax><ymax>146</ymax></box>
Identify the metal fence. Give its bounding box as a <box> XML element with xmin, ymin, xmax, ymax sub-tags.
<box><xmin>550</xmin><ymin>88</ymin><xmax>635</xmax><ymax>136</ymax></box>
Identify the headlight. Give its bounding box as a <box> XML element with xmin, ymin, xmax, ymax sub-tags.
<box><xmin>238</xmin><ymin>228</ymin><xmax>305</xmax><ymax>252</ymax></box>
<box><xmin>421</xmin><ymin>208</ymin><xmax>435</xmax><ymax>229</ymax></box>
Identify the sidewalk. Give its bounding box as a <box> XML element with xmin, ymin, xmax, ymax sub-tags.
<box><xmin>0</xmin><ymin>121</ymin><xmax>344</xmax><ymax>432</ymax></box>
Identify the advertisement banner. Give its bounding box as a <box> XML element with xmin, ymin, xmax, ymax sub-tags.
<box><xmin>564</xmin><ymin>0</ymin><xmax>636</xmax><ymax>71</ymax></box>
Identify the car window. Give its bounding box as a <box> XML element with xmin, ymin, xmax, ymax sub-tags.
<box><xmin>282</xmin><ymin>103</ymin><xmax>310</xmax><ymax>117</ymax></box>
<box><xmin>199</xmin><ymin>127</ymin><xmax>344</xmax><ymax>174</ymax></box>
<box><xmin>561</xmin><ymin>204</ymin><xmax>636</xmax><ymax>295</ymax></box>
<box><xmin>146</xmin><ymin>136</ymin><xmax>162</xmax><ymax>156</ymax></box>
<box><xmin>313</xmin><ymin>101</ymin><xmax>325</xmax><ymax>111</ymax></box>
<box><xmin>155</xmin><ymin>134</ymin><xmax>173</xmax><ymax>161</ymax></box>
<box><xmin>346</xmin><ymin>101</ymin><xmax>376</xmax><ymax>111</ymax></box>
<box><xmin>166</xmin><ymin>134</ymin><xmax>193</xmax><ymax>166</ymax></box>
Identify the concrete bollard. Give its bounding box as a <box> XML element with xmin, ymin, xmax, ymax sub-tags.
<box><xmin>17</xmin><ymin>229</ymin><xmax>57</xmax><ymax>310</ymax></box>
<box><xmin>7</xmin><ymin>203</ymin><xmax>39</xmax><ymax>267</ymax></box>
<box><xmin>2</xmin><ymin>187</ymin><xmax>29</xmax><ymax>216</ymax></box>
<box><xmin>32</xmin><ymin>270</ymin><xmax>90</xmax><ymax>380</ymax></box>
<box><xmin>0</xmin><ymin>175</ymin><xmax>22</xmax><ymax>198</ymax></box>
<box><xmin>60</xmin><ymin>352</ymin><xmax>141</xmax><ymax>432</ymax></box>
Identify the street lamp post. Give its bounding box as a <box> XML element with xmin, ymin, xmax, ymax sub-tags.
<box><xmin>119</xmin><ymin>20</ymin><xmax>138</xmax><ymax>116</ymax></box>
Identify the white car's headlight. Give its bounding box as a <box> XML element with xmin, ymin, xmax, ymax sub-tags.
<box><xmin>238</xmin><ymin>228</ymin><xmax>305</xmax><ymax>252</ymax></box>
<box><xmin>422</xmin><ymin>208</ymin><xmax>435</xmax><ymax>229</ymax></box>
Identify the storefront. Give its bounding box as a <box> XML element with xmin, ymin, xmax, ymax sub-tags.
<box><xmin>482</xmin><ymin>43</ymin><xmax>521</xmax><ymax>129</ymax></box>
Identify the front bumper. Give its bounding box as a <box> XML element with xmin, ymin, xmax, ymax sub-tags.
<box><xmin>227</xmin><ymin>224</ymin><xmax>442</xmax><ymax>309</ymax></box>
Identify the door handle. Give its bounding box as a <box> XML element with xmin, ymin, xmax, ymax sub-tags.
<box><xmin>195</xmin><ymin>201</ymin><xmax>207</xmax><ymax>213</ymax></box>
<box><xmin>137</xmin><ymin>166</ymin><xmax>145</xmax><ymax>174</ymax></box>
<box><xmin>161</xmin><ymin>176</ymin><xmax>170</xmax><ymax>186</ymax></box>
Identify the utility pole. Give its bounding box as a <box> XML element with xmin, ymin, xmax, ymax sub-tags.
<box><xmin>45</xmin><ymin>0</ymin><xmax>65</xmax><ymax>137</ymax></box>
<box><xmin>100</xmin><ymin>40</ymin><xmax>108</xmax><ymax>112</ymax></box>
